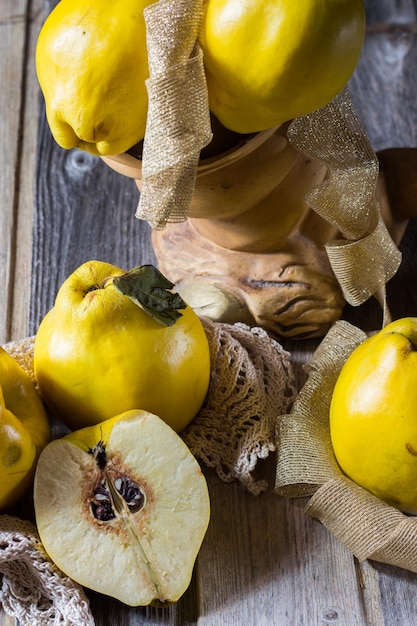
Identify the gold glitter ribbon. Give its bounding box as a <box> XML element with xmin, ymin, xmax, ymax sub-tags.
<box><xmin>137</xmin><ymin>11</ymin><xmax>400</xmax><ymax>315</ymax></box>
<box><xmin>287</xmin><ymin>87</ymin><xmax>402</xmax><ymax>320</ymax></box>
<box><xmin>276</xmin><ymin>321</ymin><xmax>417</xmax><ymax>572</ymax></box>
<box><xmin>135</xmin><ymin>0</ymin><xmax>213</xmax><ymax>229</ymax></box>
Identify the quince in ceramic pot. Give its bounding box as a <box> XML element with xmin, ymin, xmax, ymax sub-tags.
<box><xmin>199</xmin><ymin>0</ymin><xmax>365</xmax><ymax>134</ymax></box>
<box><xmin>36</xmin><ymin>0</ymin><xmax>365</xmax><ymax>153</ymax></box>
<box><xmin>36</xmin><ymin>0</ymin><xmax>414</xmax><ymax>338</ymax></box>
<box><xmin>104</xmin><ymin>126</ymin><xmax>412</xmax><ymax>340</ymax></box>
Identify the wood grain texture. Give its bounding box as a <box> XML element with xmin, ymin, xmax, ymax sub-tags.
<box><xmin>0</xmin><ymin>0</ymin><xmax>37</xmax><ymax>344</ymax></box>
<box><xmin>0</xmin><ymin>16</ymin><xmax>42</xmax><ymax>626</ymax></box>
<box><xmin>1</xmin><ymin>0</ymin><xmax>417</xmax><ymax>624</ymax></box>
<box><xmin>11</xmin><ymin>0</ymin><xmax>45</xmax><ymax>341</ymax></box>
<box><xmin>350</xmin><ymin>0</ymin><xmax>417</xmax><ymax>152</ymax></box>
<box><xmin>197</xmin><ymin>473</ymin><xmax>368</xmax><ymax>626</ymax></box>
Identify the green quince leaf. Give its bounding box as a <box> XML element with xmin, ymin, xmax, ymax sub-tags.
<box><xmin>112</xmin><ymin>265</ymin><xmax>186</xmax><ymax>326</ymax></box>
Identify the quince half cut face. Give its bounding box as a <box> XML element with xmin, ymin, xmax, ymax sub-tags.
<box><xmin>33</xmin><ymin>410</ymin><xmax>210</xmax><ymax>606</ymax></box>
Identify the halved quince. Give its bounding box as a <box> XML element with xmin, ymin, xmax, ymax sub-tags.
<box><xmin>33</xmin><ymin>410</ymin><xmax>210</xmax><ymax>606</ymax></box>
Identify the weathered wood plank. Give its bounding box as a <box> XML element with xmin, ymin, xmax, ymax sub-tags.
<box><xmin>0</xmin><ymin>0</ymin><xmax>36</xmax><ymax>344</ymax></box>
<box><xmin>363</xmin><ymin>0</ymin><xmax>417</xmax><ymax>24</ymax></box>
<box><xmin>0</xmin><ymin>0</ymin><xmax>43</xmax><ymax>620</ymax></box>
<box><xmin>350</xmin><ymin>0</ymin><xmax>417</xmax><ymax>151</ymax></box>
<box><xmin>197</xmin><ymin>472</ymin><xmax>369</xmax><ymax>626</ymax></box>
<box><xmin>10</xmin><ymin>0</ymin><xmax>45</xmax><ymax>341</ymax></box>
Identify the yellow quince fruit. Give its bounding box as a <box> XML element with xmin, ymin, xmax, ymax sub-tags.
<box><xmin>36</xmin><ymin>0</ymin><xmax>365</xmax><ymax>154</ymax></box>
<box><xmin>0</xmin><ymin>347</ymin><xmax>50</xmax><ymax>510</ymax></box>
<box><xmin>33</xmin><ymin>261</ymin><xmax>211</xmax><ymax>433</ymax></box>
<box><xmin>200</xmin><ymin>0</ymin><xmax>366</xmax><ymax>133</ymax></box>
<box><xmin>330</xmin><ymin>318</ymin><xmax>417</xmax><ymax>514</ymax></box>
<box><xmin>36</xmin><ymin>0</ymin><xmax>155</xmax><ymax>156</ymax></box>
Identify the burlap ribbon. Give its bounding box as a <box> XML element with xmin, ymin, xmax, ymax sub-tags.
<box><xmin>135</xmin><ymin>0</ymin><xmax>212</xmax><ymax>229</ymax></box>
<box><xmin>276</xmin><ymin>320</ymin><xmax>417</xmax><ymax>572</ymax></box>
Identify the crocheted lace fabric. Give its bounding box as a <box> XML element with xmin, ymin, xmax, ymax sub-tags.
<box><xmin>0</xmin><ymin>515</ymin><xmax>95</xmax><ymax>625</ymax></box>
<box><xmin>183</xmin><ymin>318</ymin><xmax>297</xmax><ymax>494</ymax></box>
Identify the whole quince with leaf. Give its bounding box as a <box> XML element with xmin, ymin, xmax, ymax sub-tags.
<box><xmin>36</xmin><ymin>0</ymin><xmax>365</xmax><ymax>154</ymax></box>
<box><xmin>330</xmin><ymin>318</ymin><xmax>417</xmax><ymax>514</ymax></box>
<box><xmin>33</xmin><ymin>261</ymin><xmax>211</xmax><ymax>433</ymax></box>
<box><xmin>0</xmin><ymin>347</ymin><xmax>50</xmax><ymax>510</ymax></box>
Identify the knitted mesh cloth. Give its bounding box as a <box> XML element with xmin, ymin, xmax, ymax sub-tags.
<box><xmin>182</xmin><ymin>318</ymin><xmax>297</xmax><ymax>494</ymax></box>
<box><xmin>0</xmin><ymin>515</ymin><xmax>95</xmax><ymax>625</ymax></box>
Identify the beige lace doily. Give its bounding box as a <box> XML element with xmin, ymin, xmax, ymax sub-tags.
<box><xmin>0</xmin><ymin>515</ymin><xmax>94</xmax><ymax>625</ymax></box>
<box><xmin>183</xmin><ymin>318</ymin><xmax>297</xmax><ymax>494</ymax></box>
<box><xmin>276</xmin><ymin>320</ymin><xmax>417</xmax><ymax>573</ymax></box>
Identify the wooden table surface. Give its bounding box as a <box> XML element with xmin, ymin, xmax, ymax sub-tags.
<box><xmin>2</xmin><ymin>0</ymin><xmax>417</xmax><ymax>624</ymax></box>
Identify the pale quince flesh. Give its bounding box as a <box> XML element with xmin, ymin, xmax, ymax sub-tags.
<box><xmin>33</xmin><ymin>410</ymin><xmax>210</xmax><ymax>606</ymax></box>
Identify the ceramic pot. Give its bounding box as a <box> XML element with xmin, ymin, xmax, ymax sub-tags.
<box><xmin>101</xmin><ymin>127</ymin><xmax>406</xmax><ymax>338</ymax></box>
